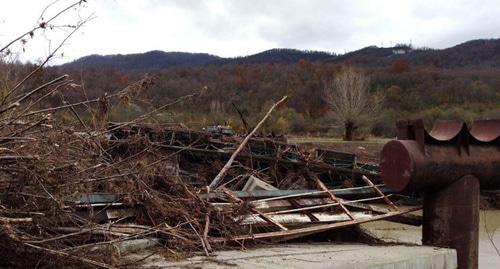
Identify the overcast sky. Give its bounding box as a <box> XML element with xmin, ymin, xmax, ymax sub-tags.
<box><xmin>1</xmin><ymin>0</ymin><xmax>499</xmax><ymax>64</ymax></box>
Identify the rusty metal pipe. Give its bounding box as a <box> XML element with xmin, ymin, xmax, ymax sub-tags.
<box><xmin>381</xmin><ymin>119</ymin><xmax>500</xmax><ymax>192</ymax></box>
<box><xmin>380</xmin><ymin>139</ymin><xmax>500</xmax><ymax>192</ymax></box>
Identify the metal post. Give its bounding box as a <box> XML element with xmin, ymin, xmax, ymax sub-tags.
<box><xmin>422</xmin><ymin>175</ymin><xmax>480</xmax><ymax>269</ymax></box>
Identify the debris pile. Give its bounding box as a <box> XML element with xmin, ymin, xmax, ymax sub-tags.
<box><xmin>0</xmin><ymin>92</ymin><xmax>419</xmax><ymax>268</ymax></box>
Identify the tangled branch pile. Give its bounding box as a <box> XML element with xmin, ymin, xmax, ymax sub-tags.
<box><xmin>0</xmin><ymin>70</ymin><xmax>392</xmax><ymax>268</ymax></box>
<box><xmin>0</xmin><ymin>69</ymin><xmax>236</xmax><ymax>268</ymax></box>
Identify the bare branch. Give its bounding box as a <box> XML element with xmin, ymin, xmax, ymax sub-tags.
<box><xmin>0</xmin><ymin>0</ymin><xmax>87</xmax><ymax>54</ymax></box>
<box><xmin>3</xmin><ymin>14</ymin><xmax>94</xmax><ymax>101</ymax></box>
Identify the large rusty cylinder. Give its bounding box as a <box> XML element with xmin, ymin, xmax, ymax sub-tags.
<box><xmin>380</xmin><ymin>119</ymin><xmax>500</xmax><ymax>192</ymax></box>
<box><xmin>381</xmin><ymin>139</ymin><xmax>500</xmax><ymax>192</ymax></box>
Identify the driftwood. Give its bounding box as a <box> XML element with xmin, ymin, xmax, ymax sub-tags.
<box><xmin>209</xmin><ymin>96</ymin><xmax>287</xmax><ymax>189</ymax></box>
<box><xmin>23</xmin><ymin>243</ymin><xmax>118</xmax><ymax>269</ymax></box>
<box><xmin>0</xmin><ymin>217</ymin><xmax>33</xmax><ymax>223</ymax></box>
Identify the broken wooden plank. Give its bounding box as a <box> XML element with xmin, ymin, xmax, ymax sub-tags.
<box><xmin>0</xmin><ymin>217</ymin><xmax>33</xmax><ymax>223</ymax></box>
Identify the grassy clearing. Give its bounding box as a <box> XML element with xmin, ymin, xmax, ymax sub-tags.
<box><xmin>288</xmin><ymin>136</ymin><xmax>392</xmax><ymax>144</ymax></box>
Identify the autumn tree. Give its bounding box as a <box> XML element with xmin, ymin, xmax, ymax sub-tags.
<box><xmin>390</xmin><ymin>59</ymin><xmax>411</xmax><ymax>74</ymax></box>
<box><xmin>325</xmin><ymin>66</ymin><xmax>383</xmax><ymax>140</ymax></box>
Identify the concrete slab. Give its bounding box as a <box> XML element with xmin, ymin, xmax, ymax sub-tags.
<box><xmin>124</xmin><ymin>243</ymin><xmax>457</xmax><ymax>269</ymax></box>
<box><xmin>362</xmin><ymin>209</ymin><xmax>500</xmax><ymax>269</ymax></box>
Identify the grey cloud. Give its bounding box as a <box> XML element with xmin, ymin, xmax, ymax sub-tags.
<box><xmin>89</xmin><ymin>0</ymin><xmax>500</xmax><ymax>57</ymax></box>
<box><xmin>164</xmin><ymin>0</ymin><xmax>379</xmax><ymax>52</ymax></box>
<box><xmin>7</xmin><ymin>0</ymin><xmax>499</xmax><ymax>63</ymax></box>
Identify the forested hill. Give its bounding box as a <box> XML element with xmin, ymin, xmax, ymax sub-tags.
<box><xmin>228</xmin><ymin>49</ymin><xmax>336</xmax><ymax>64</ymax></box>
<box><xmin>63</xmin><ymin>48</ymin><xmax>336</xmax><ymax>70</ymax></box>
<box><xmin>329</xmin><ymin>39</ymin><xmax>500</xmax><ymax>68</ymax></box>
<box><xmin>62</xmin><ymin>39</ymin><xmax>500</xmax><ymax>70</ymax></box>
<box><xmin>64</xmin><ymin>51</ymin><xmax>222</xmax><ymax>70</ymax></box>
<box><xmin>48</xmin><ymin>38</ymin><xmax>499</xmax><ymax>138</ymax></box>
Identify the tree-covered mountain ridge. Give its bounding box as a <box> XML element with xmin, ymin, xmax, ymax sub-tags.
<box><xmin>62</xmin><ymin>38</ymin><xmax>500</xmax><ymax>70</ymax></box>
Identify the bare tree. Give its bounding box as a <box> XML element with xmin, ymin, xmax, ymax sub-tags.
<box><xmin>325</xmin><ymin>66</ymin><xmax>383</xmax><ymax>140</ymax></box>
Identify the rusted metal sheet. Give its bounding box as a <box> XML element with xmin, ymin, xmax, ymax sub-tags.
<box><xmin>240</xmin><ymin>211</ymin><xmax>373</xmax><ymax>226</ymax></box>
<box><xmin>209</xmin><ymin>173</ymin><xmax>420</xmax><ymax>243</ymax></box>
<box><xmin>428</xmin><ymin>119</ymin><xmax>467</xmax><ymax>141</ymax></box>
<box><xmin>242</xmin><ymin>176</ymin><xmax>278</xmax><ymax>191</ymax></box>
<box><xmin>212</xmin><ymin>207</ymin><xmax>420</xmax><ymax>242</ymax></box>
<box><xmin>214</xmin><ymin>196</ymin><xmax>422</xmax><ymax>226</ymax></box>
<box><xmin>470</xmin><ymin>119</ymin><xmax>500</xmax><ymax>142</ymax></box>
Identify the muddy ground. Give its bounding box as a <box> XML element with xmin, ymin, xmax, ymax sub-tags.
<box><xmin>289</xmin><ymin>138</ymin><xmax>385</xmax><ymax>164</ymax></box>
